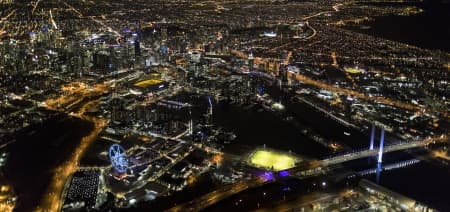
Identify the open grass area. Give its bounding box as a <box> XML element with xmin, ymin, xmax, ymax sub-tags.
<box><xmin>249</xmin><ymin>150</ymin><xmax>297</xmax><ymax>171</ymax></box>
<box><xmin>133</xmin><ymin>79</ymin><xmax>163</xmax><ymax>88</ymax></box>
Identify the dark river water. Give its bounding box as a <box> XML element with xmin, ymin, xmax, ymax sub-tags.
<box><xmin>368</xmin><ymin>160</ymin><xmax>450</xmax><ymax>211</ymax></box>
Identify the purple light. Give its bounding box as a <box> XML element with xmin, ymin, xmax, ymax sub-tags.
<box><xmin>279</xmin><ymin>170</ymin><xmax>289</xmax><ymax>177</ymax></box>
<box><xmin>262</xmin><ymin>172</ymin><xmax>274</xmax><ymax>181</ymax></box>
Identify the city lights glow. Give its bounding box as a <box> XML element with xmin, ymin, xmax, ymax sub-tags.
<box><xmin>1</xmin><ymin>0</ymin><xmax>449</xmax><ymax>211</ymax></box>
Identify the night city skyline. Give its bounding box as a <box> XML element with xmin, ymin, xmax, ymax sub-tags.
<box><xmin>0</xmin><ymin>0</ymin><xmax>449</xmax><ymax>211</ymax></box>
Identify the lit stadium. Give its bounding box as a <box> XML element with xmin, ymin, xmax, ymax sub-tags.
<box><xmin>133</xmin><ymin>79</ymin><xmax>163</xmax><ymax>88</ymax></box>
<box><xmin>249</xmin><ymin>149</ymin><xmax>298</xmax><ymax>171</ymax></box>
<box><xmin>129</xmin><ymin>79</ymin><xmax>169</xmax><ymax>95</ymax></box>
<box><xmin>344</xmin><ymin>66</ymin><xmax>365</xmax><ymax>74</ymax></box>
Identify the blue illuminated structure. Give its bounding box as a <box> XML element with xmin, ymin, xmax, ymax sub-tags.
<box><xmin>109</xmin><ymin>144</ymin><xmax>128</xmax><ymax>173</ymax></box>
<box><xmin>278</xmin><ymin>170</ymin><xmax>289</xmax><ymax>177</ymax></box>
<box><xmin>262</xmin><ymin>172</ymin><xmax>274</xmax><ymax>181</ymax></box>
<box><xmin>376</xmin><ymin>162</ymin><xmax>382</xmax><ymax>184</ymax></box>
<box><xmin>377</xmin><ymin>128</ymin><xmax>385</xmax><ymax>163</ymax></box>
<box><xmin>369</xmin><ymin>125</ymin><xmax>375</xmax><ymax>150</ymax></box>
<box><xmin>207</xmin><ymin>96</ymin><xmax>213</xmax><ymax>120</ymax></box>
<box><xmin>257</xmin><ymin>83</ymin><xmax>264</xmax><ymax>96</ymax></box>
<box><xmin>208</xmin><ymin>96</ymin><xmax>213</xmax><ymax>107</ymax></box>
<box><xmin>161</xmin><ymin>45</ymin><xmax>168</xmax><ymax>55</ymax></box>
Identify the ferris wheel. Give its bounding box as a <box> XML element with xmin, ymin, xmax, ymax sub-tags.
<box><xmin>109</xmin><ymin>144</ymin><xmax>128</xmax><ymax>173</ymax></box>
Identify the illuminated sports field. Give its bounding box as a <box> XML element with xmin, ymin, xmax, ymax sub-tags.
<box><xmin>344</xmin><ymin>67</ymin><xmax>363</xmax><ymax>74</ymax></box>
<box><xmin>133</xmin><ymin>79</ymin><xmax>163</xmax><ymax>88</ymax></box>
<box><xmin>249</xmin><ymin>150</ymin><xmax>297</xmax><ymax>171</ymax></box>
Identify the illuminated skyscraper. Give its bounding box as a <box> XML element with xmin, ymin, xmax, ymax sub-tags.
<box><xmin>248</xmin><ymin>52</ymin><xmax>254</xmax><ymax>72</ymax></box>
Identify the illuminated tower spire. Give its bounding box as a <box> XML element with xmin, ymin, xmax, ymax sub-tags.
<box><xmin>208</xmin><ymin>96</ymin><xmax>213</xmax><ymax>117</ymax></box>
<box><xmin>188</xmin><ymin>110</ymin><xmax>193</xmax><ymax>135</ymax></box>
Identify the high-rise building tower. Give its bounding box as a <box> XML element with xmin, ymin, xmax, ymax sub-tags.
<box><xmin>279</xmin><ymin>62</ymin><xmax>288</xmax><ymax>83</ymax></box>
<box><xmin>248</xmin><ymin>52</ymin><xmax>254</xmax><ymax>72</ymax></box>
<box><xmin>161</xmin><ymin>26</ymin><xmax>168</xmax><ymax>41</ymax></box>
<box><xmin>134</xmin><ymin>39</ymin><xmax>141</xmax><ymax>57</ymax></box>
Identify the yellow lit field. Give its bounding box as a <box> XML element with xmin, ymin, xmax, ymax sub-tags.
<box><xmin>249</xmin><ymin>150</ymin><xmax>296</xmax><ymax>171</ymax></box>
<box><xmin>133</xmin><ymin>79</ymin><xmax>163</xmax><ymax>88</ymax></box>
<box><xmin>344</xmin><ymin>67</ymin><xmax>363</xmax><ymax>74</ymax></box>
